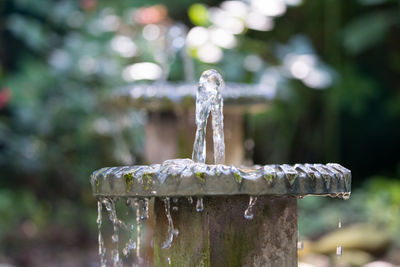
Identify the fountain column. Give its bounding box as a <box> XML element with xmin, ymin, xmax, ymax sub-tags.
<box><xmin>153</xmin><ymin>70</ymin><xmax>298</xmax><ymax>266</ymax></box>
<box><xmin>154</xmin><ymin>196</ymin><xmax>297</xmax><ymax>266</ymax></box>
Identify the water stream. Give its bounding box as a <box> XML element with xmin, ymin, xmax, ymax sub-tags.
<box><xmin>191</xmin><ymin>69</ymin><xmax>226</xmax><ymax>215</ymax></box>
<box><xmin>161</xmin><ymin>197</ymin><xmax>179</xmax><ymax>249</ymax></box>
<box><xmin>192</xmin><ymin>69</ymin><xmax>225</xmax><ymax>164</ymax></box>
<box><xmin>97</xmin><ymin>201</ymin><xmax>107</xmax><ymax>267</ymax></box>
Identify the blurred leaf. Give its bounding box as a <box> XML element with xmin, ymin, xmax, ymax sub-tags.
<box><xmin>334</xmin><ymin>64</ymin><xmax>377</xmax><ymax>116</ymax></box>
<box><xmin>358</xmin><ymin>0</ymin><xmax>389</xmax><ymax>5</ymax></box>
<box><xmin>343</xmin><ymin>11</ymin><xmax>397</xmax><ymax>54</ymax></box>
<box><xmin>188</xmin><ymin>4</ymin><xmax>209</xmax><ymax>26</ymax></box>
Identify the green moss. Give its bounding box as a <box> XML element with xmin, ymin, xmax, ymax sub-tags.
<box><xmin>95</xmin><ymin>178</ymin><xmax>100</xmax><ymax>193</ymax></box>
<box><xmin>195</xmin><ymin>172</ymin><xmax>206</xmax><ymax>183</ymax></box>
<box><xmin>234</xmin><ymin>173</ymin><xmax>242</xmax><ymax>183</ymax></box>
<box><xmin>142</xmin><ymin>172</ymin><xmax>153</xmax><ymax>190</ymax></box>
<box><xmin>286</xmin><ymin>174</ymin><xmax>298</xmax><ymax>186</ymax></box>
<box><xmin>123</xmin><ymin>173</ymin><xmax>134</xmax><ymax>192</ymax></box>
<box><xmin>264</xmin><ymin>174</ymin><xmax>274</xmax><ymax>184</ymax></box>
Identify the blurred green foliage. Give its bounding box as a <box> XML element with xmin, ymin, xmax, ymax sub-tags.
<box><xmin>299</xmin><ymin>176</ymin><xmax>400</xmax><ymax>244</ymax></box>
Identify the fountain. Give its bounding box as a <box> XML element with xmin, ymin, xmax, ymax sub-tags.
<box><xmin>110</xmin><ymin>24</ymin><xmax>274</xmax><ymax>165</ymax></box>
<box><xmin>111</xmin><ymin>79</ymin><xmax>274</xmax><ymax>165</ymax></box>
<box><xmin>91</xmin><ymin>69</ymin><xmax>351</xmax><ymax>266</ymax></box>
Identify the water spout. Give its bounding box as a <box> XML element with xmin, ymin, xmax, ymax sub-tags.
<box><xmin>192</xmin><ymin>69</ymin><xmax>225</xmax><ymax>164</ymax></box>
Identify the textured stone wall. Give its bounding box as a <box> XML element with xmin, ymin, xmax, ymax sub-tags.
<box><xmin>154</xmin><ymin>196</ymin><xmax>298</xmax><ymax>267</ymax></box>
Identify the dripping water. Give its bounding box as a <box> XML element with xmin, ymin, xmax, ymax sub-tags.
<box><xmin>172</xmin><ymin>197</ymin><xmax>178</xmax><ymax>211</ymax></box>
<box><xmin>102</xmin><ymin>198</ymin><xmax>122</xmax><ymax>267</ymax></box>
<box><xmin>244</xmin><ymin>196</ymin><xmax>257</xmax><ymax>220</ymax></box>
<box><xmin>337</xmin><ymin>217</ymin><xmax>343</xmax><ymax>256</ymax></box>
<box><xmin>162</xmin><ymin>197</ymin><xmax>179</xmax><ymax>249</ymax></box>
<box><xmin>141</xmin><ymin>198</ymin><xmax>149</xmax><ymax>220</ymax></box>
<box><xmin>196</xmin><ymin>198</ymin><xmax>204</xmax><ymax>212</ymax></box>
<box><xmin>336</xmin><ymin>245</ymin><xmax>343</xmax><ymax>256</ymax></box>
<box><xmin>187</xmin><ymin>196</ymin><xmax>193</xmax><ymax>204</ymax></box>
<box><xmin>97</xmin><ymin>200</ymin><xmax>107</xmax><ymax>267</ymax></box>
<box><xmin>132</xmin><ymin>199</ymin><xmax>142</xmax><ymax>262</ymax></box>
<box><xmin>297</xmin><ymin>240</ymin><xmax>304</xmax><ymax>250</ymax></box>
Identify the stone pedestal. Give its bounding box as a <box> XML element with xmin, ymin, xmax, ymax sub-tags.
<box><xmin>154</xmin><ymin>196</ymin><xmax>298</xmax><ymax>267</ymax></box>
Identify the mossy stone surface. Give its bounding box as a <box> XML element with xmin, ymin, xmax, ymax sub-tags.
<box><xmin>153</xmin><ymin>196</ymin><xmax>298</xmax><ymax>267</ymax></box>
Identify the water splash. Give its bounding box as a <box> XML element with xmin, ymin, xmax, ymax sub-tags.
<box><xmin>244</xmin><ymin>196</ymin><xmax>257</xmax><ymax>220</ymax></box>
<box><xmin>196</xmin><ymin>197</ymin><xmax>204</xmax><ymax>212</ymax></box>
<box><xmin>97</xmin><ymin>200</ymin><xmax>107</xmax><ymax>267</ymax></box>
<box><xmin>162</xmin><ymin>197</ymin><xmax>179</xmax><ymax>249</ymax></box>
<box><xmin>192</xmin><ymin>69</ymin><xmax>225</xmax><ymax>164</ymax></box>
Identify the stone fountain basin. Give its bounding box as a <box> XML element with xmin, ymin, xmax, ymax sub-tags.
<box><xmin>110</xmin><ymin>82</ymin><xmax>274</xmax><ymax>111</ymax></box>
<box><xmin>90</xmin><ymin>159</ymin><xmax>351</xmax><ymax>198</ymax></box>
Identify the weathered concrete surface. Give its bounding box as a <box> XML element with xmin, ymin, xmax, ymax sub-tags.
<box><xmin>154</xmin><ymin>196</ymin><xmax>298</xmax><ymax>267</ymax></box>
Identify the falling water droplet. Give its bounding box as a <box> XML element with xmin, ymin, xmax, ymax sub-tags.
<box><xmin>112</xmin><ymin>233</ymin><xmax>119</xmax><ymax>243</ymax></box>
<box><xmin>297</xmin><ymin>240</ymin><xmax>304</xmax><ymax>250</ymax></box>
<box><xmin>172</xmin><ymin>206</ymin><xmax>179</xmax><ymax>211</ymax></box>
<box><xmin>167</xmin><ymin>257</ymin><xmax>171</xmax><ymax>265</ymax></box>
<box><xmin>336</xmin><ymin>245</ymin><xmax>343</xmax><ymax>256</ymax></box>
<box><xmin>196</xmin><ymin>197</ymin><xmax>204</xmax><ymax>212</ymax></box>
<box><xmin>338</xmin><ymin>218</ymin><xmax>342</xmax><ymax>229</ymax></box>
<box><xmin>141</xmin><ymin>198</ymin><xmax>149</xmax><ymax>220</ymax></box>
<box><xmin>244</xmin><ymin>196</ymin><xmax>257</xmax><ymax>220</ymax></box>
<box><xmin>188</xmin><ymin>196</ymin><xmax>193</xmax><ymax>204</ymax></box>
<box><xmin>112</xmin><ymin>250</ymin><xmax>120</xmax><ymax>267</ymax></box>
<box><xmin>122</xmin><ymin>238</ymin><xmax>137</xmax><ymax>256</ymax></box>
<box><xmin>343</xmin><ymin>192</ymin><xmax>350</xmax><ymax>200</ymax></box>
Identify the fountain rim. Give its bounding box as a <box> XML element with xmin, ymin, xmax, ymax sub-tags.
<box><xmin>109</xmin><ymin>81</ymin><xmax>275</xmax><ymax>112</ymax></box>
<box><xmin>90</xmin><ymin>160</ymin><xmax>351</xmax><ymax>199</ymax></box>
